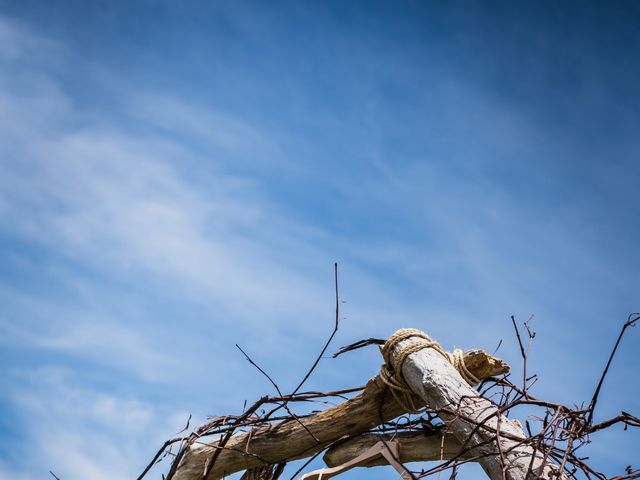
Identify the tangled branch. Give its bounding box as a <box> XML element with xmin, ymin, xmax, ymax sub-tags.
<box><xmin>139</xmin><ymin>308</ymin><xmax>640</xmax><ymax>480</ymax></box>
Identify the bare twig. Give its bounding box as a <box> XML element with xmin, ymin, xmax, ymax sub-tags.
<box><xmin>142</xmin><ymin>307</ymin><xmax>639</xmax><ymax>480</ymax></box>
<box><xmin>587</xmin><ymin>313</ymin><xmax>639</xmax><ymax>425</ymax></box>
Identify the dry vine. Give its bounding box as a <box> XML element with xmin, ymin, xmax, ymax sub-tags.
<box><xmin>138</xmin><ymin>269</ymin><xmax>639</xmax><ymax>480</ymax></box>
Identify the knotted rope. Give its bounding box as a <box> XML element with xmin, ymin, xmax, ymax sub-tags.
<box><xmin>379</xmin><ymin>328</ymin><xmax>480</xmax><ymax>413</ymax></box>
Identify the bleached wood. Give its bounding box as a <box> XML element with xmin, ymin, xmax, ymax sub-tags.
<box><xmin>390</xmin><ymin>336</ymin><xmax>567</xmax><ymax>480</ymax></box>
<box><xmin>172</xmin><ymin>349</ymin><xmax>508</xmax><ymax>480</ymax></box>
<box><xmin>323</xmin><ymin>431</ymin><xmax>469</xmax><ymax>467</ymax></box>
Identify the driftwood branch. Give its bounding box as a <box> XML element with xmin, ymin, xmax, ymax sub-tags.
<box><xmin>143</xmin><ymin>314</ymin><xmax>640</xmax><ymax>480</ymax></box>
<box><xmin>323</xmin><ymin>431</ymin><xmax>469</xmax><ymax>467</ymax></box>
<box><xmin>389</xmin><ymin>334</ymin><xmax>568</xmax><ymax>480</ymax></box>
<box><xmin>172</xmin><ymin>350</ymin><xmax>508</xmax><ymax>480</ymax></box>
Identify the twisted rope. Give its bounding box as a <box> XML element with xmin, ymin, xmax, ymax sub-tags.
<box><xmin>379</xmin><ymin>328</ymin><xmax>480</xmax><ymax>413</ymax></box>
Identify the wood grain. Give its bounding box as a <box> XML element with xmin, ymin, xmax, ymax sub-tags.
<box><xmin>173</xmin><ymin>349</ymin><xmax>508</xmax><ymax>480</ymax></box>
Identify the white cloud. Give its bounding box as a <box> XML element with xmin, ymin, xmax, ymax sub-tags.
<box><xmin>0</xmin><ymin>16</ymin><xmax>348</xmax><ymax>478</ymax></box>
<box><xmin>129</xmin><ymin>93</ymin><xmax>282</xmax><ymax>166</ymax></box>
<box><xmin>0</xmin><ymin>64</ymin><xmax>329</xmax><ymax>330</ymax></box>
<box><xmin>1</xmin><ymin>10</ymin><xmax>638</xmax><ymax>479</ymax></box>
<box><xmin>0</xmin><ymin>15</ymin><xmax>60</xmax><ymax>62</ymax></box>
<box><xmin>2</xmin><ymin>366</ymin><xmax>188</xmax><ymax>480</ymax></box>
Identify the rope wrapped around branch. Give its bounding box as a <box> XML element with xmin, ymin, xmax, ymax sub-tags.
<box><xmin>379</xmin><ymin>328</ymin><xmax>480</xmax><ymax>412</ymax></box>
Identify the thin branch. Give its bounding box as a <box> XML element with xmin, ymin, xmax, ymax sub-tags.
<box><xmin>292</xmin><ymin>262</ymin><xmax>341</xmax><ymax>392</ymax></box>
<box><xmin>236</xmin><ymin>344</ymin><xmax>321</xmax><ymax>443</ymax></box>
<box><xmin>269</xmin><ymin>263</ymin><xmax>341</xmax><ymax>420</ymax></box>
<box><xmin>587</xmin><ymin>313</ymin><xmax>639</xmax><ymax>425</ymax></box>
<box><xmin>333</xmin><ymin>338</ymin><xmax>385</xmax><ymax>358</ymax></box>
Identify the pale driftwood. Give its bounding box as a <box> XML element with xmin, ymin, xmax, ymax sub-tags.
<box><xmin>323</xmin><ymin>432</ymin><xmax>470</xmax><ymax>467</ymax></box>
<box><xmin>303</xmin><ymin>439</ymin><xmax>412</xmax><ymax>480</ymax></box>
<box><xmin>390</xmin><ymin>335</ymin><xmax>567</xmax><ymax>480</ymax></box>
<box><xmin>172</xmin><ymin>349</ymin><xmax>508</xmax><ymax>480</ymax></box>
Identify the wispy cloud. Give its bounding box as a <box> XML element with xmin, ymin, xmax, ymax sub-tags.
<box><xmin>0</xmin><ymin>15</ymin><xmax>61</xmax><ymax>62</ymax></box>
<box><xmin>0</xmin><ymin>15</ymin><xmax>346</xmax><ymax>477</ymax></box>
<box><xmin>0</xmin><ymin>5</ymin><xmax>638</xmax><ymax>478</ymax></box>
<box><xmin>1</xmin><ymin>365</ymin><xmax>189</xmax><ymax>480</ymax></box>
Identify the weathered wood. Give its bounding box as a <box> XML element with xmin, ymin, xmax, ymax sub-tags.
<box><xmin>240</xmin><ymin>464</ymin><xmax>285</xmax><ymax>480</ymax></box>
<box><xmin>390</xmin><ymin>335</ymin><xmax>567</xmax><ymax>480</ymax></box>
<box><xmin>172</xmin><ymin>349</ymin><xmax>508</xmax><ymax>480</ymax></box>
<box><xmin>323</xmin><ymin>432</ymin><xmax>470</xmax><ymax>467</ymax></box>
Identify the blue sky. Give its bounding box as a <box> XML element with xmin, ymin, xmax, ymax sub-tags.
<box><xmin>0</xmin><ymin>1</ymin><xmax>639</xmax><ymax>478</ymax></box>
